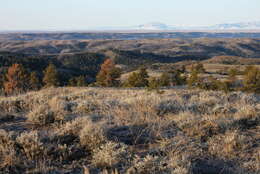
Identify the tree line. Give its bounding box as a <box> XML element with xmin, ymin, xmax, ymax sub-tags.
<box><xmin>1</xmin><ymin>58</ymin><xmax>260</xmax><ymax>95</ymax></box>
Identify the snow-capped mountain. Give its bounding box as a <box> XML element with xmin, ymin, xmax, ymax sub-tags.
<box><xmin>132</xmin><ymin>21</ymin><xmax>260</xmax><ymax>30</ymax></box>
<box><xmin>90</xmin><ymin>21</ymin><xmax>260</xmax><ymax>31</ymax></box>
<box><xmin>210</xmin><ymin>21</ymin><xmax>260</xmax><ymax>30</ymax></box>
<box><xmin>135</xmin><ymin>22</ymin><xmax>173</xmax><ymax>30</ymax></box>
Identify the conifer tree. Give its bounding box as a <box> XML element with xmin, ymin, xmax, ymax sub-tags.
<box><xmin>243</xmin><ymin>66</ymin><xmax>260</xmax><ymax>93</ymax></box>
<box><xmin>68</xmin><ymin>75</ymin><xmax>87</xmax><ymax>87</ymax></box>
<box><xmin>125</xmin><ymin>67</ymin><xmax>149</xmax><ymax>87</ymax></box>
<box><xmin>188</xmin><ymin>67</ymin><xmax>199</xmax><ymax>88</ymax></box>
<box><xmin>29</xmin><ymin>71</ymin><xmax>41</xmax><ymax>90</ymax></box>
<box><xmin>159</xmin><ymin>72</ymin><xmax>170</xmax><ymax>86</ymax></box>
<box><xmin>96</xmin><ymin>59</ymin><xmax>121</xmax><ymax>87</ymax></box>
<box><xmin>195</xmin><ymin>63</ymin><xmax>206</xmax><ymax>73</ymax></box>
<box><xmin>169</xmin><ymin>70</ymin><xmax>186</xmax><ymax>86</ymax></box>
<box><xmin>0</xmin><ymin>73</ymin><xmax>4</xmax><ymax>94</ymax></box>
<box><xmin>148</xmin><ymin>77</ymin><xmax>161</xmax><ymax>90</ymax></box>
<box><xmin>4</xmin><ymin>64</ymin><xmax>29</xmax><ymax>95</ymax></box>
<box><xmin>43</xmin><ymin>64</ymin><xmax>60</xmax><ymax>87</ymax></box>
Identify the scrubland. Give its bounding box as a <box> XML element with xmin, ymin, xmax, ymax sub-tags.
<box><xmin>0</xmin><ymin>87</ymin><xmax>259</xmax><ymax>174</ymax></box>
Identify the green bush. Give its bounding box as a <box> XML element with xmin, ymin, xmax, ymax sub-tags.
<box><xmin>124</xmin><ymin>67</ymin><xmax>149</xmax><ymax>87</ymax></box>
<box><xmin>243</xmin><ymin>66</ymin><xmax>260</xmax><ymax>93</ymax></box>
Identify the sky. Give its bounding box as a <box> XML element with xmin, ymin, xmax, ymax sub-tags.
<box><xmin>0</xmin><ymin>0</ymin><xmax>260</xmax><ymax>30</ymax></box>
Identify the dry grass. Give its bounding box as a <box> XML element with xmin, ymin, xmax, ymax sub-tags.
<box><xmin>0</xmin><ymin>87</ymin><xmax>259</xmax><ymax>173</ymax></box>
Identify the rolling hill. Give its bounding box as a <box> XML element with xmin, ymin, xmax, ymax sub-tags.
<box><xmin>0</xmin><ymin>38</ymin><xmax>260</xmax><ymax>58</ymax></box>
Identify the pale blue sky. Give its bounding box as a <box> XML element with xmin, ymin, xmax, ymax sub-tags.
<box><xmin>1</xmin><ymin>0</ymin><xmax>260</xmax><ymax>30</ymax></box>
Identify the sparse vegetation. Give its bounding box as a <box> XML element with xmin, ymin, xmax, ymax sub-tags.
<box><xmin>0</xmin><ymin>87</ymin><xmax>259</xmax><ymax>173</ymax></box>
<box><xmin>0</xmin><ymin>38</ymin><xmax>260</xmax><ymax>173</ymax></box>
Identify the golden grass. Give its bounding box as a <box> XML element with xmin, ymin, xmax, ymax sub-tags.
<box><xmin>0</xmin><ymin>87</ymin><xmax>259</xmax><ymax>173</ymax></box>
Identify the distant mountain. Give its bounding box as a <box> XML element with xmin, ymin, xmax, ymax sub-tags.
<box><xmin>210</xmin><ymin>21</ymin><xmax>260</xmax><ymax>30</ymax></box>
<box><xmin>135</xmin><ymin>22</ymin><xmax>173</xmax><ymax>30</ymax></box>
<box><xmin>117</xmin><ymin>21</ymin><xmax>260</xmax><ymax>31</ymax></box>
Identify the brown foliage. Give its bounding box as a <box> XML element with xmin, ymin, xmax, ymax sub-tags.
<box><xmin>96</xmin><ymin>59</ymin><xmax>121</xmax><ymax>87</ymax></box>
<box><xmin>4</xmin><ymin>64</ymin><xmax>29</xmax><ymax>95</ymax></box>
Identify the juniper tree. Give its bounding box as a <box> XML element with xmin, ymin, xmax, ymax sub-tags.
<box><xmin>43</xmin><ymin>64</ymin><xmax>60</xmax><ymax>88</ymax></box>
<box><xmin>243</xmin><ymin>66</ymin><xmax>260</xmax><ymax>93</ymax></box>
<box><xmin>125</xmin><ymin>67</ymin><xmax>149</xmax><ymax>87</ymax></box>
<box><xmin>195</xmin><ymin>63</ymin><xmax>206</xmax><ymax>73</ymax></box>
<box><xmin>4</xmin><ymin>64</ymin><xmax>29</xmax><ymax>95</ymax></box>
<box><xmin>29</xmin><ymin>71</ymin><xmax>41</xmax><ymax>90</ymax></box>
<box><xmin>188</xmin><ymin>66</ymin><xmax>199</xmax><ymax>88</ymax></box>
<box><xmin>159</xmin><ymin>72</ymin><xmax>170</xmax><ymax>87</ymax></box>
<box><xmin>96</xmin><ymin>59</ymin><xmax>121</xmax><ymax>87</ymax></box>
<box><xmin>68</xmin><ymin>75</ymin><xmax>87</xmax><ymax>87</ymax></box>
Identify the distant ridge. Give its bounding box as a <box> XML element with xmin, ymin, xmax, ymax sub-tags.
<box><xmin>91</xmin><ymin>21</ymin><xmax>260</xmax><ymax>31</ymax></box>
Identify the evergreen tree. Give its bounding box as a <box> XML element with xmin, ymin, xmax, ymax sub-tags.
<box><xmin>188</xmin><ymin>67</ymin><xmax>199</xmax><ymax>88</ymax></box>
<box><xmin>96</xmin><ymin>59</ymin><xmax>121</xmax><ymax>87</ymax></box>
<box><xmin>4</xmin><ymin>64</ymin><xmax>29</xmax><ymax>95</ymax></box>
<box><xmin>195</xmin><ymin>63</ymin><xmax>206</xmax><ymax>73</ymax></box>
<box><xmin>148</xmin><ymin>77</ymin><xmax>161</xmax><ymax>90</ymax></box>
<box><xmin>29</xmin><ymin>71</ymin><xmax>41</xmax><ymax>90</ymax></box>
<box><xmin>243</xmin><ymin>66</ymin><xmax>260</xmax><ymax>93</ymax></box>
<box><xmin>68</xmin><ymin>75</ymin><xmax>87</xmax><ymax>87</ymax></box>
<box><xmin>43</xmin><ymin>64</ymin><xmax>60</xmax><ymax>88</ymax></box>
<box><xmin>124</xmin><ymin>72</ymin><xmax>138</xmax><ymax>87</ymax></box>
<box><xmin>159</xmin><ymin>72</ymin><xmax>170</xmax><ymax>86</ymax></box>
<box><xmin>148</xmin><ymin>77</ymin><xmax>164</xmax><ymax>94</ymax></box>
<box><xmin>125</xmin><ymin>67</ymin><xmax>149</xmax><ymax>87</ymax></box>
<box><xmin>108</xmin><ymin>67</ymin><xmax>122</xmax><ymax>87</ymax></box>
<box><xmin>169</xmin><ymin>70</ymin><xmax>186</xmax><ymax>86</ymax></box>
<box><xmin>0</xmin><ymin>73</ymin><xmax>4</xmax><ymax>94</ymax></box>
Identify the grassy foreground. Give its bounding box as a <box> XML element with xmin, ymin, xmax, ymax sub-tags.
<box><xmin>0</xmin><ymin>87</ymin><xmax>259</xmax><ymax>174</ymax></box>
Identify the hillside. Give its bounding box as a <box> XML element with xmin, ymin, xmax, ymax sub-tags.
<box><xmin>0</xmin><ymin>51</ymin><xmax>105</xmax><ymax>85</ymax></box>
<box><xmin>1</xmin><ymin>38</ymin><xmax>260</xmax><ymax>58</ymax></box>
<box><xmin>1</xmin><ymin>32</ymin><xmax>260</xmax><ymax>41</ymax></box>
<box><xmin>1</xmin><ymin>38</ymin><xmax>260</xmax><ymax>86</ymax></box>
<box><xmin>203</xmin><ymin>55</ymin><xmax>260</xmax><ymax>65</ymax></box>
<box><xmin>0</xmin><ymin>87</ymin><xmax>259</xmax><ymax>173</ymax></box>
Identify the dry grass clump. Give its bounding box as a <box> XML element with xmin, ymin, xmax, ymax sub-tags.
<box><xmin>27</xmin><ymin>104</ymin><xmax>55</xmax><ymax>125</ymax></box>
<box><xmin>16</xmin><ymin>131</ymin><xmax>44</xmax><ymax>161</ymax></box>
<box><xmin>48</xmin><ymin>96</ymin><xmax>76</xmax><ymax>121</ymax></box>
<box><xmin>0</xmin><ymin>98</ymin><xmax>26</xmax><ymax>113</ymax></box>
<box><xmin>130</xmin><ymin>155</ymin><xmax>170</xmax><ymax>174</ymax></box>
<box><xmin>79</xmin><ymin>120</ymin><xmax>105</xmax><ymax>151</ymax></box>
<box><xmin>27</xmin><ymin>95</ymin><xmax>77</xmax><ymax>125</ymax></box>
<box><xmin>0</xmin><ymin>130</ymin><xmax>19</xmax><ymax>169</ymax></box>
<box><xmin>91</xmin><ymin>142</ymin><xmax>130</xmax><ymax>169</ymax></box>
<box><xmin>56</xmin><ymin>116</ymin><xmax>90</xmax><ymax>136</ymax></box>
<box><xmin>0</xmin><ymin>87</ymin><xmax>259</xmax><ymax>173</ymax></box>
<box><xmin>156</xmin><ymin>99</ymin><xmax>183</xmax><ymax>115</ymax></box>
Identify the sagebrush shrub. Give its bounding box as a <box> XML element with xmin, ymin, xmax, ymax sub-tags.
<box><xmin>27</xmin><ymin>104</ymin><xmax>54</xmax><ymax>125</ymax></box>
<box><xmin>91</xmin><ymin>141</ymin><xmax>130</xmax><ymax>169</ymax></box>
<box><xmin>155</xmin><ymin>99</ymin><xmax>183</xmax><ymax>115</ymax></box>
<box><xmin>79</xmin><ymin>121</ymin><xmax>105</xmax><ymax>151</ymax></box>
<box><xmin>131</xmin><ymin>155</ymin><xmax>170</xmax><ymax>174</ymax></box>
<box><xmin>0</xmin><ymin>130</ymin><xmax>18</xmax><ymax>168</ymax></box>
<box><xmin>16</xmin><ymin>131</ymin><xmax>44</xmax><ymax>160</ymax></box>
